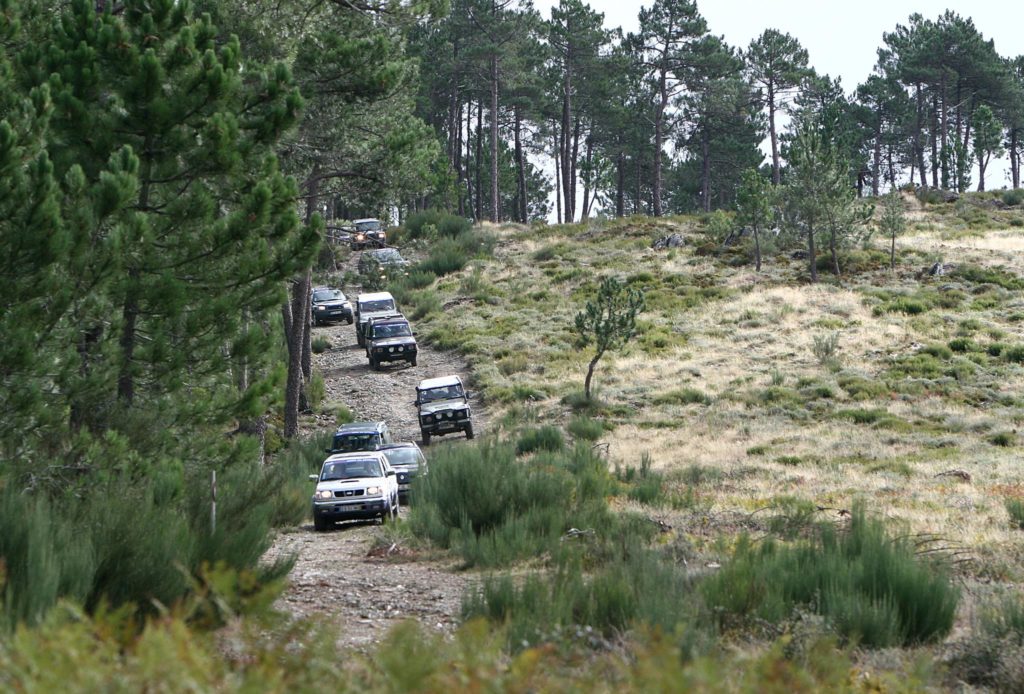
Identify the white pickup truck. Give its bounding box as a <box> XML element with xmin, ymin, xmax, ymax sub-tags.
<box><xmin>309</xmin><ymin>452</ymin><xmax>399</xmax><ymax>531</ymax></box>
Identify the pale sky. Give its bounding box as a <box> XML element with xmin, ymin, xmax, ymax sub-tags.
<box><xmin>534</xmin><ymin>1</ymin><xmax>1024</xmax><ymax>91</ymax></box>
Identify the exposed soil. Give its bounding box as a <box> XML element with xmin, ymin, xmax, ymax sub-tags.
<box><xmin>266</xmin><ymin>251</ymin><xmax>483</xmax><ymax>647</ymax></box>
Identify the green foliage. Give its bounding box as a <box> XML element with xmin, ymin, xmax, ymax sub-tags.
<box><xmin>878</xmin><ymin>190</ymin><xmax>907</xmax><ymax>269</ymax></box>
<box><xmin>515</xmin><ymin>426</ymin><xmax>566</xmax><ymax>454</ymax></box>
<box><xmin>736</xmin><ymin>168</ymin><xmax>774</xmax><ymax>270</ymax></box>
<box><xmin>311</xmin><ymin>336</ymin><xmax>331</xmax><ymax>353</ymax></box>
<box><xmin>811</xmin><ymin>332</ymin><xmax>840</xmax><ymax>368</ymax></box>
<box><xmin>652</xmin><ymin>388</ymin><xmax>712</xmax><ymax>406</ymax></box>
<box><xmin>1006</xmin><ymin>498</ymin><xmax>1024</xmax><ymax>529</ymax></box>
<box><xmin>408</xmin><ymin>440</ymin><xmax>615</xmax><ymax>567</ymax></box>
<box><xmin>953</xmin><ymin>264</ymin><xmax>1024</xmax><ymax>290</ymax></box>
<box><xmin>574</xmin><ymin>277</ymin><xmax>645</xmax><ymax>400</ymax></box>
<box><xmin>1002</xmin><ymin>345</ymin><xmax>1024</xmax><ymax>363</ymax></box>
<box><xmin>702</xmin><ymin>507</ymin><xmax>959</xmax><ymax>647</ymax></box>
<box><xmin>567</xmin><ymin>416</ymin><xmax>605</xmax><ymax>441</ymax></box>
<box><xmin>462</xmin><ymin>550</ymin><xmax>701</xmax><ymax>651</ymax></box>
<box><xmin>1003</xmin><ymin>189</ymin><xmax>1024</xmax><ymax>206</ymax></box>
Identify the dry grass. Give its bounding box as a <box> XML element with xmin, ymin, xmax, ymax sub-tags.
<box><xmin>418</xmin><ymin>212</ymin><xmax>1024</xmax><ymax>586</ymax></box>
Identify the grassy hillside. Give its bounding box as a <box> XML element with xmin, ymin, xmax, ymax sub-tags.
<box><xmin>418</xmin><ymin>193</ymin><xmax>1024</xmax><ymax>587</ymax></box>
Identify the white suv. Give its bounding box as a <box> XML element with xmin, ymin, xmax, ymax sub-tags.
<box><xmin>309</xmin><ymin>452</ymin><xmax>399</xmax><ymax>530</ymax></box>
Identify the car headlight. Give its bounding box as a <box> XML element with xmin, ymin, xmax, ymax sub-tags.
<box><xmin>397</xmin><ymin>346</ymin><xmax>404</xmax><ymax>352</ymax></box>
<box><xmin>316</xmin><ymin>490</ymin><xmax>333</xmax><ymax>500</ymax></box>
<box><xmin>388</xmin><ymin>347</ymin><xmax>395</xmax><ymax>353</ymax></box>
<box><xmin>423</xmin><ymin>414</ymin><xmax>433</xmax><ymax>423</ymax></box>
<box><xmin>365</xmin><ymin>486</ymin><xmax>382</xmax><ymax>496</ymax></box>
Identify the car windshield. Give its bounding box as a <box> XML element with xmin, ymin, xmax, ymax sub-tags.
<box><xmin>420</xmin><ymin>384</ymin><xmax>464</xmax><ymax>403</ymax></box>
<box><xmin>331</xmin><ymin>433</ymin><xmax>379</xmax><ymax>452</ymax></box>
<box><xmin>383</xmin><ymin>448</ymin><xmax>423</xmax><ymax>468</ymax></box>
<box><xmin>361</xmin><ymin>299</ymin><xmax>395</xmax><ymax>313</ymax></box>
<box><xmin>321</xmin><ymin>459</ymin><xmax>383</xmax><ymax>480</ymax></box>
<box><xmin>313</xmin><ymin>289</ymin><xmax>344</xmax><ymax>303</ymax></box>
<box><xmin>355</xmin><ymin>221</ymin><xmax>383</xmax><ymax>232</ymax></box>
<box><xmin>372</xmin><ymin>322</ymin><xmax>412</xmax><ymax>339</ymax></box>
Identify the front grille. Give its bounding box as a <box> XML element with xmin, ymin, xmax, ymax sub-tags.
<box><xmin>334</xmin><ymin>489</ymin><xmax>365</xmax><ymax>498</ymax></box>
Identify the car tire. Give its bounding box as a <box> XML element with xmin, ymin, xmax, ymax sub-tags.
<box><xmin>421</xmin><ymin>430</ymin><xmax>431</xmax><ymax>446</ymax></box>
<box><xmin>409</xmin><ymin>356</ymin><xmax>417</xmax><ymax>367</ymax></box>
<box><xmin>465</xmin><ymin>423</ymin><xmax>475</xmax><ymax>440</ymax></box>
<box><xmin>313</xmin><ymin>515</ymin><xmax>330</xmax><ymax>532</ymax></box>
<box><xmin>370</xmin><ymin>358</ymin><xmax>380</xmax><ymax>371</ymax></box>
<box><xmin>357</xmin><ymin>334</ymin><xmax>364</xmax><ymax>347</ymax></box>
<box><xmin>391</xmin><ymin>496</ymin><xmax>400</xmax><ymax>521</ymax></box>
<box><xmin>346</xmin><ymin>317</ymin><xmax>354</xmax><ymax>325</ymax></box>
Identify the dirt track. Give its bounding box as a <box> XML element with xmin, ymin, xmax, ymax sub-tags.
<box><xmin>266</xmin><ymin>253</ymin><xmax>483</xmax><ymax>647</ymax></box>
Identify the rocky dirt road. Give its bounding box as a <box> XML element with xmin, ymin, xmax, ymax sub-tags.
<box><xmin>266</xmin><ymin>255</ymin><xmax>483</xmax><ymax>648</ymax></box>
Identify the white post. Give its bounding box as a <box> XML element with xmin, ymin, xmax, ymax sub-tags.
<box><xmin>211</xmin><ymin>470</ymin><xmax>217</xmax><ymax>534</ymax></box>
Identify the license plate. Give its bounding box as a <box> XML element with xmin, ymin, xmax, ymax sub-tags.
<box><xmin>329</xmin><ymin>310</ymin><xmax>341</xmax><ymax>315</ymax></box>
<box><xmin>399</xmin><ymin>484</ymin><xmax>410</xmax><ymax>491</ymax></box>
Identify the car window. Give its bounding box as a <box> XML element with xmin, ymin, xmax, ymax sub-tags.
<box><xmin>372</xmin><ymin>322</ymin><xmax>411</xmax><ymax>339</ymax></box>
<box><xmin>355</xmin><ymin>221</ymin><xmax>382</xmax><ymax>232</ymax></box>
<box><xmin>313</xmin><ymin>289</ymin><xmax>344</xmax><ymax>302</ymax></box>
<box><xmin>383</xmin><ymin>449</ymin><xmax>422</xmax><ymax>467</ymax></box>
<box><xmin>331</xmin><ymin>433</ymin><xmax>380</xmax><ymax>452</ymax></box>
<box><xmin>361</xmin><ymin>299</ymin><xmax>395</xmax><ymax>313</ymax></box>
<box><xmin>322</xmin><ymin>459</ymin><xmax>383</xmax><ymax>480</ymax></box>
<box><xmin>420</xmin><ymin>384</ymin><xmax>464</xmax><ymax>402</ymax></box>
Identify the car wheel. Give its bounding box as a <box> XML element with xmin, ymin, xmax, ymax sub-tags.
<box><xmin>465</xmin><ymin>423</ymin><xmax>475</xmax><ymax>440</ymax></box>
<box><xmin>421</xmin><ymin>430</ymin><xmax>431</xmax><ymax>446</ymax></box>
<box><xmin>391</xmin><ymin>496</ymin><xmax>400</xmax><ymax>521</ymax></box>
<box><xmin>357</xmin><ymin>334</ymin><xmax>364</xmax><ymax>347</ymax></box>
<box><xmin>313</xmin><ymin>515</ymin><xmax>330</xmax><ymax>532</ymax></box>
<box><xmin>370</xmin><ymin>358</ymin><xmax>380</xmax><ymax>371</ymax></box>
<box><xmin>409</xmin><ymin>356</ymin><xmax>417</xmax><ymax>367</ymax></box>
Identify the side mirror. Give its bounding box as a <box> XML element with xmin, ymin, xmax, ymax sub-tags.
<box><xmin>412</xmin><ymin>400</ymin><xmax>420</xmax><ymax>406</ymax></box>
<box><xmin>308</xmin><ymin>474</ymin><xmax>319</xmax><ymax>482</ymax></box>
<box><xmin>324</xmin><ymin>448</ymin><xmax>332</xmax><ymax>454</ymax></box>
<box><xmin>386</xmin><ymin>469</ymin><xmax>396</xmax><ymax>476</ymax></box>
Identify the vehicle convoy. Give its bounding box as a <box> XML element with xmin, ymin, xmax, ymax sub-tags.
<box><xmin>379</xmin><ymin>442</ymin><xmax>427</xmax><ymax>501</ymax></box>
<box><xmin>328</xmin><ymin>421</ymin><xmax>392</xmax><ymax>454</ymax></box>
<box><xmin>359</xmin><ymin>311</ymin><xmax>404</xmax><ymax>349</ymax></box>
<box><xmin>354</xmin><ymin>292</ymin><xmax>398</xmax><ymax>347</ymax></box>
<box><xmin>310</xmin><ymin>286</ymin><xmax>354</xmax><ymax>326</ymax></box>
<box><xmin>350</xmin><ymin>218</ymin><xmax>387</xmax><ymax>250</ymax></box>
<box><xmin>310</xmin><ymin>452</ymin><xmax>399</xmax><ymax>530</ymax></box>
<box><xmin>366</xmin><ymin>316</ymin><xmax>417</xmax><ymax>369</ymax></box>
<box><xmin>414</xmin><ymin>375</ymin><xmax>474</xmax><ymax>445</ymax></box>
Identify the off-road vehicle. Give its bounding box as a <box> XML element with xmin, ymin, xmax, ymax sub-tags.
<box><xmin>354</xmin><ymin>292</ymin><xmax>397</xmax><ymax>346</ymax></box>
<box><xmin>310</xmin><ymin>452</ymin><xmax>399</xmax><ymax>530</ymax></box>
<box><xmin>414</xmin><ymin>375</ymin><xmax>474</xmax><ymax>445</ymax></box>
<box><xmin>366</xmin><ymin>316</ymin><xmax>417</xmax><ymax>370</ymax></box>
<box><xmin>379</xmin><ymin>442</ymin><xmax>427</xmax><ymax>502</ymax></box>
<box><xmin>327</xmin><ymin>421</ymin><xmax>392</xmax><ymax>454</ymax></box>
<box><xmin>310</xmin><ymin>286</ymin><xmax>354</xmax><ymax>326</ymax></box>
<box><xmin>350</xmin><ymin>218</ymin><xmax>387</xmax><ymax>250</ymax></box>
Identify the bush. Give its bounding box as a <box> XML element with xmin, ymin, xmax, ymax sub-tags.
<box><xmin>462</xmin><ymin>550</ymin><xmax>701</xmax><ymax>651</ymax></box>
<box><xmin>1006</xmin><ymin>498</ymin><xmax>1024</xmax><ymax>529</ymax></box>
<box><xmin>516</xmin><ymin>426</ymin><xmax>565</xmax><ymax>454</ymax></box>
<box><xmin>1002</xmin><ymin>189</ymin><xmax>1024</xmax><ymax>206</ymax></box>
<box><xmin>702</xmin><ymin>506</ymin><xmax>959</xmax><ymax>648</ymax></box>
<box><xmin>408</xmin><ymin>440</ymin><xmax>614</xmax><ymax>567</ymax></box>
<box><xmin>1003</xmin><ymin>345</ymin><xmax>1024</xmax><ymax>363</ymax></box>
<box><xmin>567</xmin><ymin>416</ymin><xmax>604</xmax><ymax>441</ymax></box>
<box><xmin>652</xmin><ymin>388</ymin><xmax>711</xmax><ymax>406</ymax></box>
<box><xmin>811</xmin><ymin>332</ymin><xmax>840</xmax><ymax>367</ymax></box>
<box><xmin>310</xmin><ymin>336</ymin><xmax>331</xmax><ymax>354</ymax></box>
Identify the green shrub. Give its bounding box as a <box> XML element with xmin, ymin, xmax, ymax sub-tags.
<box><xmin>310</xmin><ymin>336</ymin><xmax>330</xmax><ymax>354</ymax></box>
<box><xmin>1002</xmin><ymin>189</ymin><xmax>1024</xmax><ymax>206</ymax></box>
<box><xmin>954</xmin><ymin>264</ymin><xmax>1024</xmax><ymax>290</ymax></box>
<box><xmin>702</xmin><ymin>506</ymin><xmax>959</xmax><ymax>648</ymax></box>
<box><xmin>408</xmin><ymin>441</ymin><xmax>614</xmax><ymax>567</ymax></box>
<box><xmin>307</xmin><ymin>372</ymin><xmax>325</xmax><ymax>410</ymax></box>
<box><xmin>403</xmin><ymin>209</ymin><xmax>445</xmax><ymax>239</ymax></box>
<box><xmin>462</xmin><ymin>550</ymin><xmax>701</xmax><ymax>651</ymax></box>
<box><xmin>921</xmin><ymin>343</ymin><xmax>953</xmax><ymax>360</ymax></box>
<box><xmin>948</xmin><ymin>337</ymin><xmax>977</xmax><ymax>353</ymax></box>
<box><xmin>1003</xmin><ymin>345</ymin><xmax>1024</xmax><ymax>363</ymax></box>
<box><xmin>516</xmin><ymin>426</ymin><xmax>565</xmax><ymax>454</ymax></box>
<box><xmin>837</xmin><ymin>374</ymin><xmax>890</xmax><ymax>400</ymax></box>
<box><xmin>1006</xmin><ymin>498</ymin><xmax>1024</xmax><ymax>529</ymax></box>
<box><xmin>653</xmin><ymin>387</ymin><xmax>711</xmax><ymax>406</ymax></box>
<box><xmin>567</xmin><ymin>416</ymin><xmax>604</xmax><ymax>441</ymax></box>
<box><xmin>875</xmin><ymin>297</ymin><xmax>928</xmax><ymax>315</ymax></box>
<box><xmin>990</xmin><ymin>431</ymin><xmax>1016</xmax><ymax>447</ymax></box>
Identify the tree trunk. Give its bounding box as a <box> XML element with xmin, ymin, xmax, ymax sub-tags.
<box><xmin>700</xmin><ymin>130</ymin><xmax>711</xmax><ymax>213</ymax></box>
<box><xmin>561</xmin><ymin>53</ymin><xmax>573</xmax><ymax>225</ymax></box>
<box><xmin>489</xmin><ymin>53</ymin><xmax>500</xmax><ymax>224</ymax></box>
<box><xmin>283</xmin><ymin>271</ymin><xmax>309</xmax><ymax>439</ymax></box>
<box><xmin>931</xmin><ymin>92</ymin><xmax>940</xmax><ymax>189</ymax></box>
<box><xmin>580</xmin><ymin>131</ymin><xmax>593</xmax><ymax>221</ymax></box>
<box><xmin>829</xmin><ymin>226</ymin><xmax>840</xmax><ymax>276</ymax></box>
<box><xmin>915</xmin><ymin>85</ymin><xmax>927</xmax><ymax>187</ymax></box>
<box><xmin>768</xmin><ymin>80</ymin><xmax>780</xmax><ymax>185</ymax></box>
<box><xmin>615</xmin><ymin>150</ymin><xmax>625</xmax><ymax>218</ymax></box>
<box><xmin>1012</xmin><ymin>129</ymin><xmax>1020</xmax><ymax>189</ymax></box>
<box><xmin>653</xmin><ymin>75</ymin><xmax>667</xmax><ymax>217</ymax></box>
<box><xmin>939</xmin><ymin>77</ymin><xmax>949</xmax><ymax>189</ymax></box>
<box><xmin>872</xmin><ymin>128</ymin><xmax>882</xmax><ymax>197</ymax></box>
<box><xmin>455</xmin><ymin>95</ymin><xmax>464</xmax><ymax>216</ymax></box>
<box><xmin>554</xmin><ymin>129</ymin><xmax>562</xmax><ymax>225</ymax></box>
<box><xmin>514</xmin><ymin>105</ymin><xmax>526</xmax><ymax>223</ymax></box>
<box><xmin>808</xmin><ymin>221</ymin><xmax>817</xmax><ymax>283</ymax></box>
<box><xmin>890</xmin><ymin>230</ymin><xmax>897</xmax><ymax>271</ymax></box>
<box><xmin>584</xmin><ymin>351</ymin><xmax>602</xmax><ymax>401</ymax></box>
<box><xmin>753</xmin><ymin>225</ymin><xmax>761</xmax><ymax>272</ymax></box>
<box><xmin>569</xmin><ymin>114</ymin><xmax>580</xmax><ymax>220</ymax></box>
<box><xmin>978</xmin><ymin>154</ymin><xmax>987</xmax><ymax>192</ymax></box>
<box><xmin>475</xmin><ymin>102</ymin><xmax>483</xmax><ymax>221</ymax></box>
<box><xmin>465</xmin><ymin>101</ymin><xmax>473</xmax><ymax>217</ymax></box>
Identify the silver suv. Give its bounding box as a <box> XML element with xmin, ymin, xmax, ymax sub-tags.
<box><xmin>310</xmin><ymin>452</ymin><xmax>399</xmax><ymax>530</ymax></box>
<box><xmin>415</xmin><ymin>375</ymin><xmax>474</xmax><ymax>445</ymax></box>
